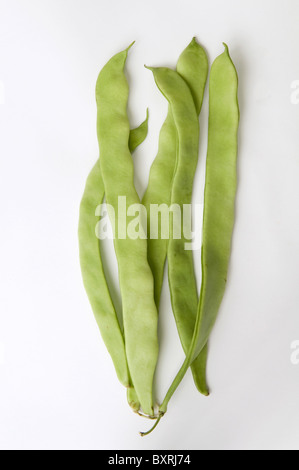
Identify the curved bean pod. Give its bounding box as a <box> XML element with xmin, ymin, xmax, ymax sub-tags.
<box><xmin>129</xmin><ymin>109</ymin><xmax>149</xmax><ymax>153</ymax></box>
<box><xmin>143</xmin><ymin>38</ymin><xmax>209</xmax><ymax>394</ymax></box>
<box><xmin>142</xmin><ymin>38</ymin><xmax>206</xmax><ymax>306</ymax></box>
<box><xmin>96</xmin><ymin>45</ymin><xmax>159</xmax><ymax>416</ymax></box>
<box><xmin>146</xmin><ymin>64</ymin><xmax>204</xmax><ymax>395</ymax></box>
<box><xmin>170</xmin><ymin>39</ymin><xmax>209</xmax><ymax>395</ymax></box>
<box><xmin>79</xmin><ymin>160</ymin><xmax>129</xmax><ymax>387</ymax></box>
<box><xmin>142</xmin><ymin>108</ymin><xmax>175</xmax><ymax>307</ymax></box>
<box><xmin>79</xmin><ymin>111</ymin><xmax>149</xmax><ymax>411</ymax></box>
<box><xmin>160</xmin><ymin>43</ymin><xmax>239</xmax><ymax>416</ymax></box>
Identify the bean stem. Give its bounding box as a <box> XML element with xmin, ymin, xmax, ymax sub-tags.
<box><xmin>139</xmin><ymin>413</ymin><xmax>164</xmax><ymax>436</ymax></box>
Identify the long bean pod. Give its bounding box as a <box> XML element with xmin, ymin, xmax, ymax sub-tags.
<box><xmin>170</xmin><ymin>39</ymin><xmax>209</xmax><ymax>395</ymax></box>
<box><xmin>159</xmin><ymin>43</ymin><xmax>239</xmax><ymax>416</ymax></box>
<box><xmin>143</xmin><ymin>38</ymin><xmax>209</xmax><ymax>394</ymax></box>
<box><xmin>96</xmin><ymin>45</ymin><xmax>159</xmax><ymax>416</ymax></box>
<box><xmin>79</xmin><ymin>160</ymin><xmax>129</xmax><ymax>388</ymax></box>
<box><xmin>79</xmin><ymin>112</ymin><xmax>149</xmax><ymax>411</ymax></box>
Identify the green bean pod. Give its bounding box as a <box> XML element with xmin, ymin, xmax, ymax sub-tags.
<box><xmin>159</xmin><ymin>43</ymin><xmax>239</xmax><ymax>416</ymax></box>
<box><xmin>142</xmin><ymin>108</ymin><xmax>175</xmax><ymax>308</ymax></box>
<box><xmin>96</xmin><ymin>45</ymin><xmax>159</xmax><ymax>416</ymax></box>
<box><xmin>79</xmin><ymin>160</ymin><xmax>129</xmax><ymax>388</ymax></box>
<box><xmin>143</xmin><ymin>38</ymin><xmax>209</xmax><ymax>394</ymax></box>
<box><xmin>79</xmin><ymin>113</ymin><xmax>149</xmax><ymax>412</ymax></box>
<box><xmin>170</xmin><ymin>39</ymin><xmax>209</xmax><ymax>395</ymax></box>
<box><xmin>129</xmin><ymin>109</ymin><xmax>149</xmax><ymax>153</ymax></box>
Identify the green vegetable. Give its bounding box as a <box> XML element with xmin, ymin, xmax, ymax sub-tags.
<box><xmin>143</xmin><ymin>38</ymin><xmax>209</xmax><ymax>395</ymax></box>
<box><xmin>79</xmin><ymin>112</ymin><xmax>149</xmax><ymax>412</ymax></box>
<box><xmin>129</xmin><ymin>109</ymin><xmax>149</xmax><ymax>153</ymax></box>
<box><xmin>79</xmin><ymin>40</ymin><xmax>239</xmax><ymax>435</ymax></box>
<box><xmin>79</xmin><ymin>160</ymin><xmax>129</xmax><ymax>388</ymax></box>
<box><xmin>95</xmin><ymin>44</ymin><xmax>159</xmax><ymax>416</ymax></box>
<box><xmin>160</xmin><ymin>43</ymin><xmax>239</xmax><ymax>417</ymax></box>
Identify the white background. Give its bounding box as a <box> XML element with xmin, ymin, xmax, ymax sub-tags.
<box><xmin>0</xmin><ymin>0</ymin><xmax>299</xmax><ymax>450</ymax></box>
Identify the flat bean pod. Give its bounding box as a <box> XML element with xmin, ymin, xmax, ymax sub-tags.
<box><xmin>159</xmin><ymin>44</ymin><xmax>239</xmax><ymax>416</ymax></box>
<box><xmin>129</xmin><ymin>109</ymin><xmax>149</xmax><ymax>153</ymax></box>
<box><xmin>142</xmin><ymin>108</ymin><xmax>175</xmax><ymax>307</ymax></box>
<box><xmin>79</xmin><ymin>160</ymin><xmax>129</xmax><ymax>388</ymax></box>
<box><xmin>79</xmin><ymin>113</ymin><xmax>149</xmax><ymax>412</ymax></box>
<box><xmin>96</xmin><ymin>45</ymin><xmax>159</xmax><ymax>416</ymax></box>
<box><xmin>143</xmin><ymin>39</ymin><xmax>209</xmax><ymax>394</ymax></box>
<box><xmin>169</xmin><ymin>39</ymin><xmax>209</xmax><ymax>395</ymax></box>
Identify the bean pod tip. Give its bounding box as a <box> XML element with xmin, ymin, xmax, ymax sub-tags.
<box><xmin>126</xmin><ymin>41</ymin><xmax>136</xmax><ymax>52</ymax></box>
